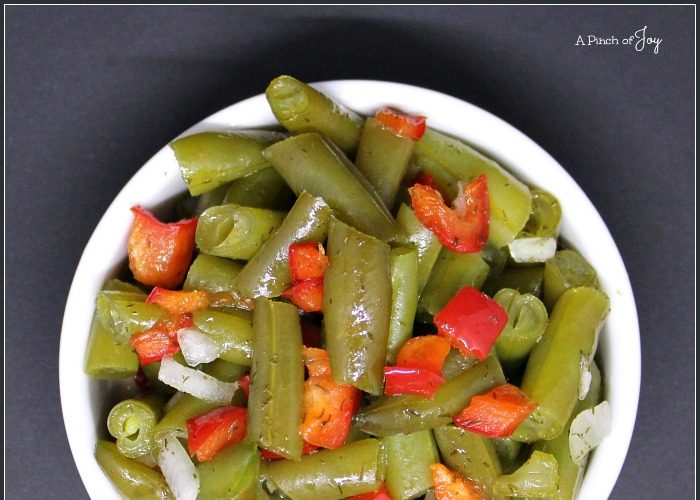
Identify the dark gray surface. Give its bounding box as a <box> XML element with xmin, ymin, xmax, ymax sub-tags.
<box><xmin>5</xmin><ymin>5</ymin><xmax>694</xmax><ymax>499</ymax></box>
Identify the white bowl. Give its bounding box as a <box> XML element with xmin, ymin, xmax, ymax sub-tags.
<box><xmin>60</xmin><ymin>80</ymin><xmax>640</xmax><ymax>499</ymax></box>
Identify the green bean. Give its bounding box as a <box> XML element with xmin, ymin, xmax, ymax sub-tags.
<box><xmin>193</xmin><ymin>309</ymin><xmax>254</xmax><ymax>366</ymax></box>
<box><xmin>396</xmin><ymin>204</ymin><xmax>442</xmax><ymax>294</ymax></box>
<box><xmin>414</xmin><ymin>128</ymin><xmax>532</xmax><ymax>247</ymax></box>
<box><xmin>386</xmin><ymin>246</ymin><xmax>420</xmax><ymax>364</ymax></box>
<box><xmin>522</xmin><ymin>188</ymin><xmax>562</xmax><ymax>238</ymax></box>
<box><xmin>383</xmin><ymin>430</ymin><xmax>439</xmax><ymax>500</ymax></box>
<box><xmin>171</xmin><ymin>130</ymin><xmax>285</xmax><ymax>196</ymax></box>
<box><xmin>197</xmin><ymin>441</ymin><xmax>260</xmax><ymax>500</ymax></box>
<box><xmin>265</xmin><ymin>75</ymin><xmax>364</xmax><ymax>154</ymax></box>
<box><xmin>492</xmin><ymin>437</ymin><xmax>523</xmax><ymax>474</ymax></box>
<box><xmin>512</xmin><ymin>287</ymin><xmax>609</xmax><ymax>442</ymax></box>
<box><xmin>223</xmin><ymin>166</ymin><xmax>295</xmax><ymax>210</ymax></box>
<box><xmin>195</xmin><ymin>204</ymin><xmax>285</xmax><ymax>261</ymax></box>
<box><xmin>533</xmin><ymin>362</ymin><xmax>602</xmax><ymax>500</ymax></box>
<box><xmin>356</xmin><ymin>116</ymin><xmax>417</xmax><ymax>207</ymax></box>
<box><xmin>233</xmin><ymin>192</ymin><xmax>332</xmax><ymax>298</ymax></box>
<box><xmin>84</xmin><ymin>314</ymin><xmax>139</xmax><ymax>379</ymax></box>
<box><xmin>202</xmin><ymin>359</ymin><xmax>249</xmax><ymax>406</ymax></box>
<box><xmin>483</xmin><ymin>264</ymin><xmax>545</xmax><ymax>299</ymax></box>
<box><xmin>492</xmin><ymin>450</ymin><xmax>559</xmax><ymax>498</ymax></box>
<box><xmin>493</xmin><ymin>288</ymin><xmax>548</xmax><ymax>377</ymax></box>
<box><xmin>183</xmin><ymin>253</ymin><xmax>244</xmax><ymax>293</ymax></box>
<box><xmin>107</xmin><ymin>395</ymin><xmax>164</xmax><ymax>458</ymax></box>
<box><xmin>153</xmin><ymin>393</ymin><xmax>220</xmax><ymax>442</ymax></box>
<box><xmin>324</xmin><ymin>218</ymin><xmax>392</xmax><ymax>395</ymax></box>
<box><xmin>440</xmin><ymin>348</ymin><xmax>479</xmax><ymax>380</ymax></box>
<box><xmin>262</xmin><ymin>439</ymin><xmax>385</xmax><ymax>500</ymax></box>
<box><xmin>433</xmin><ymin>425</ymin><xmax>503</xmax><ymax>499</ymax></box>
<box><xmin>263</xmin><ymin>133</ymin><xmax>401</xmax><ymax>242</ymax></box>
<box><xmin>356</xmin><ymin>356</ymin><xmax>505</xmax><ymax>436</ymax></box>
<box><xmin>543</xmin><ymin>249</ymin><xmax>598</xmax><ymax>311</ymax></box>
<box><xmin>247</xmin><ymin>298</ymin><xmax>304</xmax><ymax>460</ymax></box>
<box><xmin>95</xmin><ymin>440</ymin><xmax>173</xmax><ymax>499</ymax></box>
<box><xmin>192</xmin><ymin>182</ymin><xmax>230</xmax><ymax>215</ymax></box>
<box><xmin>95</xmin><ymin>290</ymin><xmax>165</xmax><ymax>344</ymax></box>
<box><xmin>418</xmin><ymin>248</ymin><xmax>490</xmax><ymax>319</ymax></box>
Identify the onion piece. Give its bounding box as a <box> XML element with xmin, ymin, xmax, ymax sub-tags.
<box><xmin>158</xmin><ymin>357</ymin><xmax>238</xmax><ymax>404</ymax></box>
<box><xmin>578</xmin><ymin>352</ymin><xmax>592</xmax><ymax>400</ymax></box>
<box><xmin>157</xmin><ymin>435</ymin><xmax>199</xmax><ymax>500</ymax></box>
<box><xmin>177</xmin><ymin>327</ymin><xmax>221</xmax><ymax>366</ymax></box>
<box><xmin>569</xmin><ymin>401</ymin><xmax>612</xmax><ymax>465</ymax></box>
<box><xmin>508</xmin><ymin>237</ymin><xmax>557</xmax><ymax>263</ymax></box>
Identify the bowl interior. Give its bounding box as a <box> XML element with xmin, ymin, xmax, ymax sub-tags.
<box><xmin>60</xmin><ymin>80</ymin><xmax>640</xmax><ymax>500</ymax></box>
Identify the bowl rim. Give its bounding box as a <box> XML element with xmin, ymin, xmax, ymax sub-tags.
<box><xmin>60</xmin><ymin>79</ymin><xmax>640</xmax><ymax>500</ymax></box>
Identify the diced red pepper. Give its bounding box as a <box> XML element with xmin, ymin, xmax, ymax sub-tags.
<box><xmin>127</xmin><ymin>206</ymin><xmax>198</xmax><ymax>288</ymax></box>
<box><xmin>430</xmin><ymin>463</ymin><xmax>484</xmax><ymax>500</ymax></box>
<box><xmin>433</xmin><ymin>286</ymin><xmax>507</xmax><ymax>360</ymax></box>
<box><xmin>453</xmin><ymin>384</ymin><xmax>538</xmax><ymax>438</ymax></box>
<box><xmin>237</xmin><ymin>374</ymin><xmax>250</xmax><ymax>397</ymax></box>
<box><xmin>396</xmin><ymin>335</ymin><xmax>452</xmax><ymax>374</ymax></box>
<box><xmin>282</xmin><ymin>279</ymin><xmax>324</xmax><ymax>313</ymax></box>
<box><xmin>409</xmin><ymin>175</ymin><xmax>489</xmax><ymax>253</ymax></box>
<box><xmin>146</xmin><ymin>287</ymin><xmax>210</xmax><ymax>314</ymax></box>
<box><xmin>412</xmin><ymin>172</ymin><xmax>449</xmax><ymax>201</ymax></box>
<box><xmin>186</xmin><ymin>406</ymin><xmax>247</xmax><ymax>462</ymax></box>
<box><xmin>301</xmin><ymin>347</ymin><xmax>361</xmax><ymax>449</ymax></box>
<box><xmin>348</xmin><ymin>483</ymin><xmax>392</xmax><ymax>500</ymax></box>
<box><xmin>289</xmin><ymin>242</ymin><xmax>328</xmax><ymax>282</ymax></box>
<box><xmin>375</xmin><ymin>107</ymin><xmax>427</xmax><ymax>141</ymax></box>
<box><xmin>259</xmin><ymin>441</ymin><xmax>320</xmax><ymax>460</ymax></box>
<box><xmin>383</xmin><ymin>366</ymin><xmax>446</xmax><ymax>399</ymax></box>
<box><xmin>129</xmin><ymin>313</ymin><xmax>193</xmax><ymax>365</ymax></box>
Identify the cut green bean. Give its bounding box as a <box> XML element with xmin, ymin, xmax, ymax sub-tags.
<box><xmin>522</xmin><ymin>188</ymin><xmax>562</xmax><ymax>238</ymax></box>
<box><xmin>434</xmin><ymin>425</ymin><xmax>503</xmax><ymax>498</ymax></box>
<box><xmin>192</xmin><ymin>183</ymin><xmax>230</xmax><ymax>216</ymax></box>
<box><xmin>195</xmin><ymin>204</ymin><xmax>285</xmax><ymax>260</ymax></box>
<box><xmin>356</xmin><ymin>356</ymin><xmax>505</xmax><ymax>436</ymax></box>
<box><xmin>418</xmin><ymin>248</ymin><xmax>490</xmax><ymax>319</ymax></box>
<box><xmin>356</xmin><ymin>116</ymin><xmax>417</xmax><ymax>207</ymax></box>
<box><xmin>154</xmin><ymin>393</ymin><xmax>220</xmax><ymax>442</ymax></box>
<box><xmin>492</xmin><ymin>450</ymin><xmax>559</xmax><ymax>498</ymax></box>
<box><xmin>396</xmin><ymin>204</ymin><xmax>442</xmax><ymax>294</ymax></box>
<box><xmin>493</xmin><ymin>288</ymin><xmax>548</xmax><ymax>377</ymax></box>
<box><xmin>247</xmin><ymin>298</ymin><xmax>304</xmax><ymax>460</ymax></box>
<box><xmin>263</xmin><ymin>133</ymin><xmax>401</xmax><ymax>242</ymax></box>
<box><xmin>492</xmin><ymin>437</ymin><xmax>523</xmax><ymax>474</ymax></box>
<box><xmin>483</xmin><ymin>264</ymin><xmax>545</xmax><ymax>299</ymax></box>
<box><xmin>440</xmin><ymin>348</ymin><xmax>479</xmax><ymax>380</ymax></box>
<box><xmin>197</xmin><ymin>441</ymin><xmax>260</xmax><ymax>500</ymax></box>
<box><xmin>386</xmin><ymin>246</ymin><xmax>419</xmax><ymax>364</ymax></box>
<box><xmin>414</xmin><ymin>128</ymin><xmax>532</xmax><ymax>247</ymax></box>
<box><xmin>223</xmin><ymin>166</ymin><xmax>295</xmax><ymax>210</ymax></box>
<box><xmin>233</xmin><ymin>192</ymin><xmax>331</xmax><ymax>298</ymax></box>
<box><xmin>193</xmin><ymin>309</ymin><xmax>254</xmax><ymax>366</ymax></box>
<box><xmin>84</xmin><ymin>313</ymin><xmax>139</xmax><ymax>379</ymax></box>
<box><xmin>383</xmin><ymin>430</ymin><xmax>439</xmax><ymax>500</ymax></box>
<box><xmin>262</xmin><ymin>439</ymin><xmax>385</xmax><ymax>500</ymax></box>
<box><xmin>183</xmin><ymin>253</ymin><xmax>244</xmax><ymax>293</ymax></box>
<box><xmin>95</xmin><ymin>440</ymin><xmax>173</xmax><ymax>499</ymax></box>
<box><xmin>95</xmin><ymin>290</ymin><xmax>165</xmax><ymax>344</ymax></box>
<box><xmin>513</xmin><ymin>287</ymin><xmax>609</xmax><ymax>442</ymax></box>
<box><xmin>265</xmin><ymin>75</ymin><xmax>364</xmax><ymax>154</ymax></box>
<box><xmin>171</xmin><ymin>130</ymin><xmax>285</xmax><ymax>196</ymax></box>
<box><xmin>543</xmin><ymin>249</ymin><xmax>598</xmax><ymax>311</ymax></box>
<box><xmin>324</xmin><ymin>218</ymin><xmax>392</xmax><ymax>395</ymax></box>
<box><xmin>202</xmin><ymin>359</ymin><xmax>249</xmax><ymax>406</ymax></box>
<box><xmin>107</xmin><ymin>395</ymin><xmax>164</xmax><ymax>458</ymax></box>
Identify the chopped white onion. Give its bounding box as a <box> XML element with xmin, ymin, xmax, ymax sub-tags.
<box><xmin>508</xmin><ymin>237</ymin><xmax>557</xmax><ymax>263</ymax></box>
<box><xmin>177</xmin><ymin>327</ymin><xmax>221</xmax><ymax>366</ymax></box>
<box><xmin>158</xmin><ymin>357</ymin><xmax>238</xmax><ymax>404</ymax></box>
<box><xmin>569</xmin><ymin>401</ymin><xmax>612</xmax><ymax>465</ymax></box>
<box><xmin>157</xmin><ymin>436</ymin><xmax>199</xmax><ymax>500</ymax></box>
<box><xmin>578</xmin><ymin>352</ymin><xmax>592</xmax><ymax>400</ymax></box>
<box><xmin>452</xmin><ymin>181</ymin><xmax>467</xmax><ymax>215</ymax></box>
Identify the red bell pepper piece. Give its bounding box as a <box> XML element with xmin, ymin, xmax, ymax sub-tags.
<box><xmin>259</xmin><ymin>441</ymin><xmax>319</xmax><ymax>460</ymax></box>
<box><xmin>383</xmin><ymin>366</ymin><xmax>446</xmax><ymax>399</ymax></box>
<box><xmin>289</xmin><ymin>242</ymin><xmax>328</xmax><ymax>282</ymax></box>
<box><xmin>129</xmin><ymin>313</ymin><xmax>193</xmax><ymax>365</ymax></box>
<box><xmin>348</xmin><ymin>483</ymin><xmax>392</xmax><ymax>500</ymax></box>
<box><xmin>146</xmin><ymin>287</ymin><xmax>210</xmax><ymax>314</ymax></box>
<box><xmin>282</xmin><ymin>279</ymin><xmax>324</xmax><ymax>313</ymax></box>
<box><xmin>375</xmin><ymin>107</ymin><xmax>427</xmax><ymax>141</ymax></box>
<box><xmin>127</xmin><ymin>206</ymin><xmax>198</xmax><ymax>288</ymax></box>
<box><xmin>237</xmin><ymin>374</ymin><xmax>250</xmax><ymax>397</ymax></box>
<box><xmin>408</xmin><ymin>175</ymin><xmax>489</xmax><ymax>253</ymax></box>
<box><xmin>433</xmin><ymin>286</ymin><xmax>507</xmax><ymax>360</ymax></box>
<box><xmin>301</xmin><ymin>348</ymin><xmax>361</xmax><ymax>449</ymax></box>
<box><xmin>453</xmin><ymin>384</ymin><xmax>538</xmax><ymax>438</ymax></box>
<box><xmin>430</xmin><ymin>463</ymin><xmax>484</xmax><ymax>500</ymax></box>
<box><xmin>186</xmin><ymin>406</ymin><xmax>247</xmax><ymax>462</ymax></box>
<box><xmin>396</xmin><ymin>335</ymin><xmax>452</xmax><ymax>374</ymax></box>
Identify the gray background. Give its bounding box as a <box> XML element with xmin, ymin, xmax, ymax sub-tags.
<box><xmin>5</xmin><ymin>5</ymin><xmax>694</xmax><ymax>499</ymax></box>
